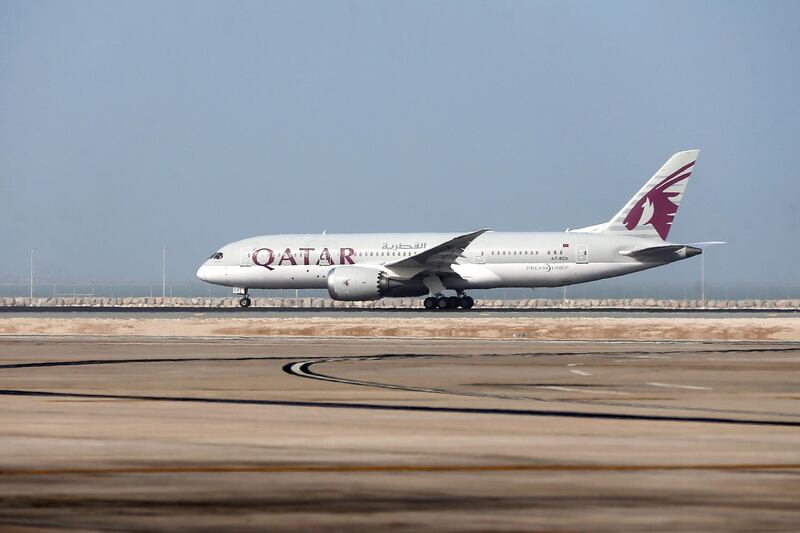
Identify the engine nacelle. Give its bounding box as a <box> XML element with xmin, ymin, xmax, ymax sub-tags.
<box><xmin>327</xmin><ymin>265</ymin><xmax>383</xmax><ymax>301</ymax></box>
<box><xmin>327</xmin><ymin>266</ymin><xmax>428</xmax><ymax>301</ymax></box>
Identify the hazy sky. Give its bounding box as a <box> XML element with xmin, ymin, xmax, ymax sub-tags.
<box><xmin>2</xmin><ymin>0</ymin><xmax>799</xmax><ymax>286</ymax></box>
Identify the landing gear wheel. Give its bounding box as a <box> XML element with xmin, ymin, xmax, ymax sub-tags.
<box><xmin>436</xmin><ymin>296</ymin><xmax>449</xmax><ymax>309</ymax></box>
<box><xmin>446</xmin><ymin>297</ymin><xmax>460</xmax><ymax>309</ymax></box>
<box><xmin>239</xmin><ymin>297</ymin><xmax>252</xmax><ymax>308</ymax></box>
<box><xmin>423</xmin><ymin>296</ymin><xmax>436</xmax><ymax>310</ymax></box>
<box><xmin>460</xmin><ymin>295</ymin><xmax>475</xmax><ymax>309</ymax></box>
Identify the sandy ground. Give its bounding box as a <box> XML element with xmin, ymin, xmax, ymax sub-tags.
<box><xmin>0</xmin><ymin>315</ymin><xmax>798</xmax><ymax>340</ymax></box>
<box><xmin>0</xmin><ymin>336</ymin><xmax>799</xmax><ymax>531</ymax></box>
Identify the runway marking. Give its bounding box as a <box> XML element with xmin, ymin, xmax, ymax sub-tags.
<box><xmin>647</xmin><ymin>382</ymin><xmax>712</xmax><ymax>391</ymax></box>
<box><xmin>1</xmin><ymin>463</ymin><xmax>799</xmax><ymax>477</ymax></box>
<box><xmin>537</xmin><ymin>385</ymin><xmax>626</xmax><ymax>395</ymax></box>
<box><xmin>569</xmin><ymin>369</ymin><xmax>592</xmax><ymax>376</ymax></box>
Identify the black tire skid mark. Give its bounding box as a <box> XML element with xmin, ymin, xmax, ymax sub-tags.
<box><xmin>0</xmin><ymin>355</ymin><xmax>300</xmax><ymax>370</ymax></box>
<box><xmin>283</xmin><ymin>351</ymin><xmax>800</xmax><ymax>423</ymax></box>
<box><xmin>2</xmin><ymin>345</ymin><xmax>796</xmax><ymax>371</ymax></box>
<box><xmin>284</xmin><ymin>360</ymin><xmax>536</xmax><ymax>402</ymax></box>
<box><xmin>1</xmin><ymin>347</ymin><xmax>798</xmax><ymax>427</ymax></box>
<box><xmin>1</xmin><ymin>387</ymin><xmax>798</xmax><ymax>427</ymax></box>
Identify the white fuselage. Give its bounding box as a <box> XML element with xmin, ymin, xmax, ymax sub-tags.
<box><xmin>196</xmin><ymin>231</ymin><xmax>680</xmax><ymax>291</ymax></box>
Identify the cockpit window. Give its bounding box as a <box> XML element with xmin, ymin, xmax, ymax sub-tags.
<box><xmin>209</xmin><ymin>252</ymin><xmax>223</xmax><ymax>260</ymax></box>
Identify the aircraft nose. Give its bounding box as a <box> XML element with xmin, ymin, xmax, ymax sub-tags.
<box><xmin>196</xmin><ymin>264</ymin><xmax>211</xmax><ymax>282</ymax></box>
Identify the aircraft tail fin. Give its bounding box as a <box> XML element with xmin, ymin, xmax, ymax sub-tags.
<box><xmin>571</xmin><ymin>150</ymin><xmax>700</xmax><ymax>241</ymax></box>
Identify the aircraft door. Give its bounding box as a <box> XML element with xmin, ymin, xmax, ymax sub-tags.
<box><xmin>473</xmin><ymin>246</ymin><xmax>485</xmax><ymax>264</ymax></box>
<box><xmin>240</xmin><ymin>248</ymin><xmax>253</xmax><ymax>267</ymax></box>
<box><xmin>576</xmin><ymin>244</ymin><xmax>589</xmax><ymax>264</ymax></box>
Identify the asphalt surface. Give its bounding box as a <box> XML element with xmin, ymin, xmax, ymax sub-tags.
<box><xmin>1</xmin><ymin>337</ymin><xmax>799</xmax><ymax>531</ymax></box>
<box><xmin>1</xmin><ymin>307</ymin><xmax>795</xmax><ymax>318</ymax></box>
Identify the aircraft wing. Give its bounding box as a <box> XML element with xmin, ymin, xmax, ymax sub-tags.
<box><xmin>384</xmin><ymin>228</ymin><xmax>490</xmax><ymax>277</ymax></box>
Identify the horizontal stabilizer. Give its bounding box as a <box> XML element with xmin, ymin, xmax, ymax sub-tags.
<box><xmin>689</xmin><ymin>241</ymin><xmax>727</xmax><ymax>248</ymax></box>
<box><xmin>620</xmin><ymin>244</ymin><xmax>702</xmax><ymax>260</ymax></box>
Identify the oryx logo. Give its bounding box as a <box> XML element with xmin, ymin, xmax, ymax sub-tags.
<box><xmin>623</xmin><ymin>161</ymin><xmax>694</xmax><ymax>240</ymax></box>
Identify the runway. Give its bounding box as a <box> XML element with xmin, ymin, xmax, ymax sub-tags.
<box><xmin>3</xmin><ymin>307</ymin><xmax>798</xmax><ymax>318</ymax></box>
<box><xmin>1</xmin><ymin>336</ymin><xmax>799</xmax><ymax>531</ymax></box>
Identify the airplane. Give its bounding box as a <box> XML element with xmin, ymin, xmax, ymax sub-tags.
<box><xmin>197</xmin><ymin>150</ymin><xmax>713</xmax><ymax>310</ymax></box>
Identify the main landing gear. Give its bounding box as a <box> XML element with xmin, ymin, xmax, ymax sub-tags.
<box><xmin>423</xmin><ymin>293</ymin><xmax>474</xmax><ymax>310</ymax></box>
<box><xmin>234</xmin><ymin>287</ymin><xmax>251</xmax><ymax>308</ymax></box>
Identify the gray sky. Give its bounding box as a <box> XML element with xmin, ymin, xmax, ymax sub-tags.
<box><xmin>2</xmin><ymin>0</ymin><xmax>798</xmax><ymax>286</ymax></box>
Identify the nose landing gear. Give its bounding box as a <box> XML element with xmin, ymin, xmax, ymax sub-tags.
<box><xmin>234</xmin><ymin>287</ymin><xmax>251</xmax><ymax>308</ymax></box>
<box><xmin>422</xmin><ymin>293</ymin><xmax>474</xmax><ymax>310</ymax></box>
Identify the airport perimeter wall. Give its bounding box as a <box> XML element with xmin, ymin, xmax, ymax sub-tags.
<box><xmin>1</xmin><ymin>297</ymin><xmax>799</xmax><ymax>310</ymax></box>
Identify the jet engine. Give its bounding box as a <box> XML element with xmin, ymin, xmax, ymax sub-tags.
<box><xmin>327</xmin><ymin>265</ymin><xmax>427</xmax><ymax>301</ymax></box>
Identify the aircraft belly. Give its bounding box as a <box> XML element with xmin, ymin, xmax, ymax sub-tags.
<box><xmin>451</xmin><ymin>262</ymin><xmax>656</xmax><ymax>289</ymax></box>
<box><xmin>563</xmin><ymin>262</ymin><xmax>655</xmax><ymax>285</ymax></box>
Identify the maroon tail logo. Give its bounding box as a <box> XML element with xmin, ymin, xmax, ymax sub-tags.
<box><xmin>623</xmin><ymin>161</ymin><xmax>694</xmax><ymax>240</ymax></box>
